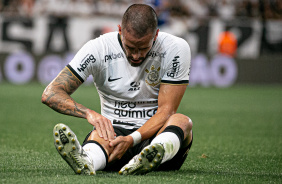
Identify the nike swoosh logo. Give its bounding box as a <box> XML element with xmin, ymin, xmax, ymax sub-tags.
<box><xmin>108</xmin><ymin>77</ymin><xmax>122</xmax><ymax>82</ymax></box>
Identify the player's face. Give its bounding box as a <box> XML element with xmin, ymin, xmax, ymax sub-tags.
<box><xmin>119</xmin><ymin>25</ymin><xmax>159</xmax><ymax>67</ymax></box>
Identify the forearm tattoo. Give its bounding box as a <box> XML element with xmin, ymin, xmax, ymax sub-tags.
<box><xmin>43</xmin><ymin>68</ymin><xmax>87</xmax><ymax>118</ymax></box>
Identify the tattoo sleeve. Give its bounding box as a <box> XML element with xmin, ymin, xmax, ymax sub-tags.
<box><xmin>42</xmin><ymin>67</ymin><xmax>88</xmax><ymax>119</ymax></box>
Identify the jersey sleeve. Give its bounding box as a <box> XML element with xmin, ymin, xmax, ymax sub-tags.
<box><xmin>161</xmin><ymin>38</ymin><xmax>191</xmax><ymax>85</ymax></box>
<box><xmin>66</xmin><ymin>40</ymin><xmax>101</xmax><ymax>83</ymax></box>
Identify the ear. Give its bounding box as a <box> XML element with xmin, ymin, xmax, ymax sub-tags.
<box><xmin>154</xmin><ymin>29</ymin><xmax>159</xmax><ymax>41</ymax></box>
<box><xmin>118</xmin><ymin>25</ymin><xmax>122</xmax><ymax>35</ymax></box>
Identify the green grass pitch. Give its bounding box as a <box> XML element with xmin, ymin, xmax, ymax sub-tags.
<box><xmin>0</xmin><ymin>83</ymin><xmax>281</xmax><ymax>183</ymax></box>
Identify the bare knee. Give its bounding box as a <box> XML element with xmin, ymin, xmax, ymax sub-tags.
<box><xmin>165</xmin><ymin>113</ymin><xmax>193</xmax><ymax>138</ymax></box>
<box><xmin>169</xmin><ymin>113</ymin><xmax>192</xmax><ymax>128</ymax></box>
<box><xmin>87</xmin><ymin>130</ymin><xmax>114</xmax><ymax>156</ymax></box>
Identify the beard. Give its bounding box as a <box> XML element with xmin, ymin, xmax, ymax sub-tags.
<box><xmin>127</xmin><ymin>56</ymin><xmax>146</xmax><ymax>67</ymax></box>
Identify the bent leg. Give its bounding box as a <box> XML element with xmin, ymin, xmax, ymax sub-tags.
<box><xmin>151</xmin><ymin>113</ymin><xmax>193</xmax><ymax>170</ymax></box>
<box><xmin>81</xmin><ymin>130</ymin><xmax>115</xmax><ymax>171</ymax></box>
<box><xmin>86</xmin><ymin>130</ymin><xmax>114</xmax><ymax>156</ymax></box>
<box><xmin>83</xmin><ymin>126</ymin><xmax>139</xmax><ymax>171</ymax></box>
<box><xmin>156</xmin><ymin>113</ymin><xmax>193</xmax><ymax>148</ymax></box>
<box><xmin>119</xmin><ymin>113</ymin><xmax>193</xmax><ymax>175</ymax></box>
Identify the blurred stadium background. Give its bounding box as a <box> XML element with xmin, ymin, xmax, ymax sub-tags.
<box><xmin>0</xmin><ymin>0</ymin><xmax>282</xmax><ymax>86</ymax></box>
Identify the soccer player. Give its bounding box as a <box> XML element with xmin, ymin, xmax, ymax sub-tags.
<box><xmin>41</xmin><ymin>4</ymin><xmax>193</xmax><ymax>175</ymax></box>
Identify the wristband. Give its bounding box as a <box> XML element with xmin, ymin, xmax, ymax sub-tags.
<box><xmin>129</xmin><ymin>131</ymin><xmax>142</xmax><ymax>147</ymax></box>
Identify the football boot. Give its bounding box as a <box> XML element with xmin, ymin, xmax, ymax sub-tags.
<box><xmin>53</xmin><ymin>123</ymin><xmax>95</xmax><ymax>175</ymax></box>
<box><xmin>119</xmin><ymin>143</ymin><xmax>164</xmax><ymax>175</ymax></box>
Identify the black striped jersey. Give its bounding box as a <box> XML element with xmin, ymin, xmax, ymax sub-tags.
<box><xmin>67</xmin><ymin>32</ymin><xmax>191</xmax><ymax>130</ymax></box>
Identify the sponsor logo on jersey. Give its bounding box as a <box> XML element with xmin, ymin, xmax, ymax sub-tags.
<box><xmin>113</xmin><ymin>119</ymin><xmax>136</xmax><ymax>126</ymax></box>
<box><xmin>114</xmin><ymin>108</ymin><xmax>157</xmax><ymax>118</ymax></box>
<box><xmin>148</xmin><ymin>51</ymin><xmax>166</xmax><ymax>58</ymax></box>
<box><xmin>167</xmin><ymin>56</ymin><xmax>180</xmax><ymax>78</ymax></box>
<box><xmin>77</xmin><ymin>54</ymin><xmax>96</xmax><ymax>72</ymax></box>
<box><xmin>104</xmin><ymin>52</ymin><xmax>124</xmax><ymax>62</ymax></box>
<box><xmin>115</xmin><ymin>101</ymin><xmax>137</xmax><ymax>109</ymax></box>
<box><xmin>113</xmin><ymin>100</ymin><xmax>158</xmax><ymax>118</ymax></box>
<box><xmin>145</xmin><ymin>65</ymin><xmax>160</xmax><ymax>87</ymax></box>
<box><xmin>188</xmin><ymin>65</ymin><xmax>191</xmax><ymax>76</ymax></box>
<box><xmin>108</xmin><ymin>76</ymin><xmax>122</xmax><ymax>82</ymax></box>
<box><xmin>114</xmin><ymin>100</ymin><xmax>158</xmax><ymax>108</ymax></box>
<box><xmin>128</xmin><ymin>81</ymin><xmax>140</xmax><ymax>91</ymax></box>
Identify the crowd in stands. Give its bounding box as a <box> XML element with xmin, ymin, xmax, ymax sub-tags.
<box><xmin>0</xmin><ymin>0</ymin><xmax>281</xmax><ymax>20</ymax></box>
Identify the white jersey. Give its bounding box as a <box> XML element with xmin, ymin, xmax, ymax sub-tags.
<box><xmin>67</xmin><ymin>32</ymin><xmax>191</xmax><ymax>130</ymax></box>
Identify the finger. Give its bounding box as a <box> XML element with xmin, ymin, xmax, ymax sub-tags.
<box><xmin>109</xmin><ymin>120</ymin><xmax>115</xmax><ymax>136</ymax></box>
<box><xmin>108</xmin><ymin>148</ymin><xmax>119</xmax><ymax>162</ymax></box>
<box><xmin>106</xmin><ymin>120</ymin><xmax>115</xmax><ymax>141</ymax></box>
<box><xmin>106</xmin><ymin>129</ymin><xmax>113</xmax><ymax>142</ymax></box>
<box><xmin>109</xmin><ymin>143</ymin><xmax>124</xmax><ymax>162</ymax></box>
<box><xmin>99</xmin><ymin>120</ymin><xmax>108</xmax><ymax>141</ymax></box>
<box><xmin>109</xmin><ymin>136</ymin><xmax>122</xmax><ymax>147</ymax></box>
<box><xmin>94</xmin><ymin>122</ymin><xmax>103</xmax><ymax>138</ymax></box>
<box><xmin>108</xmin><ymin>150</ymin><xmax>118</xmax><ymax>163</ymax></box>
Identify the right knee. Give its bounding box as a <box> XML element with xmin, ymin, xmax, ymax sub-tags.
<box><xmin>86</xmin><ymin>130</ymin><xmax>114</xmax><ymax>156</ymax></box>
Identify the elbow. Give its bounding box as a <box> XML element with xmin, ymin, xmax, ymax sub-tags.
<box><xmin>41</xmin><ymin>86</ymin><xmax>51</xmax><ymax>105</ymax></box>
<box><xmin>41</xmin><ymin>91</ymin><xmax>48</xmax><ymax>105</ymax></box>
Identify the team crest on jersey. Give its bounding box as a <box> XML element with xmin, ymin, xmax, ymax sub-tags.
<box><xmin>145</xmin><ymin>65</ymin><xmax>160</xmax><ymax>87</ymax></box>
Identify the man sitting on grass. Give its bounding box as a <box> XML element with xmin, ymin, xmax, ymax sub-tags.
<box><xmin>42</xmin><ymin>3</ymin><xmax>193</xmax><ymax>175</ymax></box>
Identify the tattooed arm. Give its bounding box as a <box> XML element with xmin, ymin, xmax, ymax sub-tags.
<box><xmin>41</xmin><ymin>67</ymin><xmax>86</xmax><ymax>117</ymax></box>
<box><xmin>41</xmin><ymin>67</ymin><xmax>115</xmax><ymax>141</ymax></box>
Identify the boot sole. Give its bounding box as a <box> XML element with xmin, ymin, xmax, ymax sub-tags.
<box><xmin>119</xmin><ymin>143</ymin><xmax>164</xmax><ymax>175</ymax></box>
<box><xmin>53</xmin><ymin>123</ymin><xmax>95</xmax><ymax>175</ymax></box>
